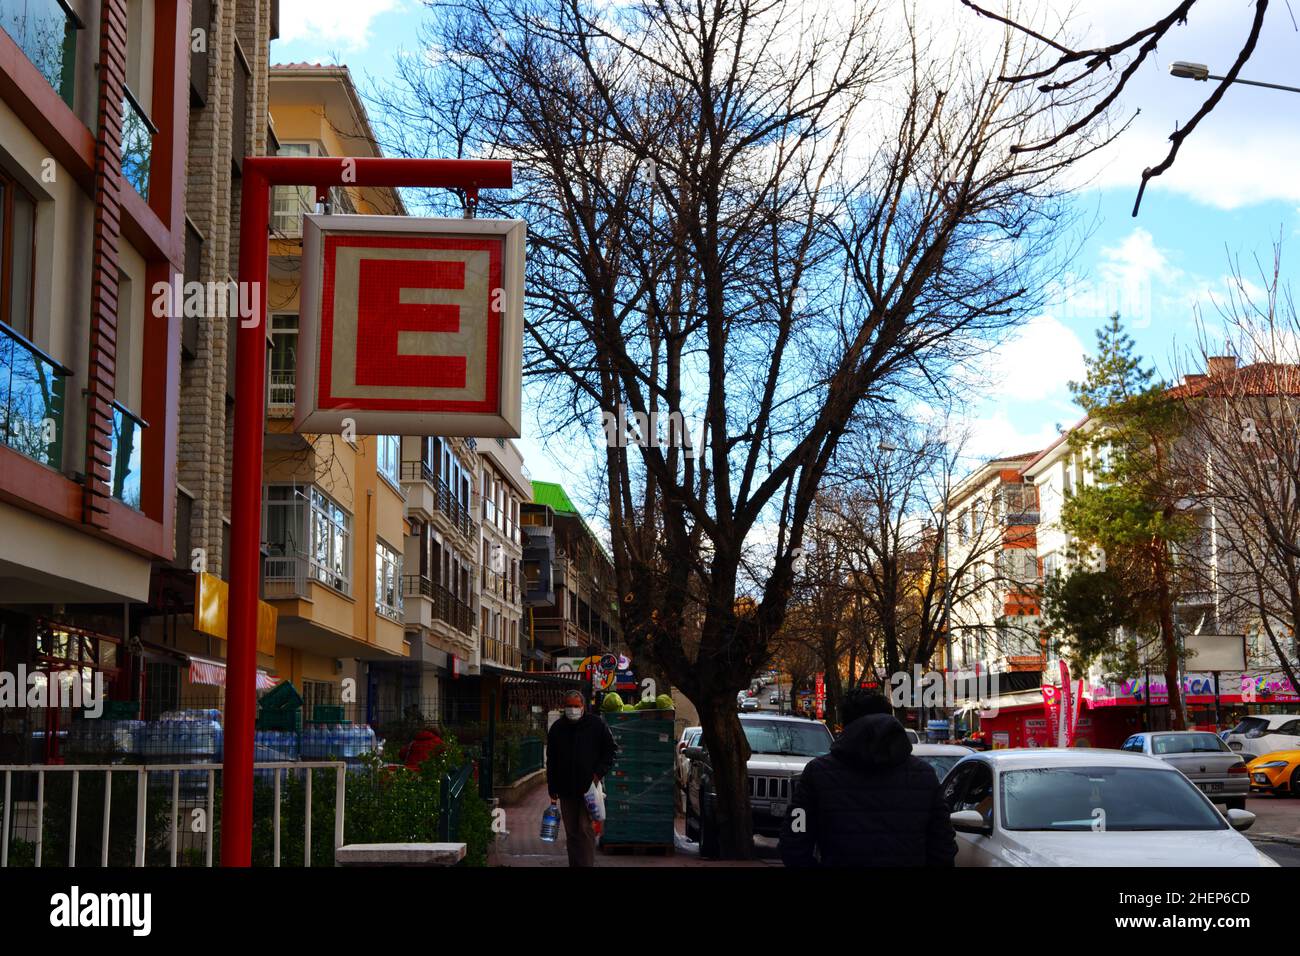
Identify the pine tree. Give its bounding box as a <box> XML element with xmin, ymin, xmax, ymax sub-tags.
<box><xmin>1042</xmin><ymin>314</ymin><xmax>1194</xmax><ymax>729</ymax></box>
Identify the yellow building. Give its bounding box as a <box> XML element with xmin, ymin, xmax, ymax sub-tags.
<box><xmin>260</xmin><ymin>63</ymin><xmax>410</xmax><ymax>717</ymax></box>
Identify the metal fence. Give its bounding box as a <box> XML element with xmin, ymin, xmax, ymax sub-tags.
<box><xmin>0</xmin><ymin>761</ymin><xmax>345</xmax><ymax>867</ymax></box>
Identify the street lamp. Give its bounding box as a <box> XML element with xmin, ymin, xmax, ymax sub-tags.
<box><xmin>1169</xmin><ymin>61</ymin><xmax>1300</xmax><ymax>95</ymax></box>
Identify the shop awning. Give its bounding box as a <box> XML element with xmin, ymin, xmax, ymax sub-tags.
<box><xmin>188</xmin><ymin>655</ymin><xmax>280</xmax><ymax>691</ymax></box>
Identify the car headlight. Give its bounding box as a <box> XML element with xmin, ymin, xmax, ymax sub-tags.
<box><xmin>1255</xmin><ymin>761</ymin><xmax>1289</xmax><ymax>769</ymax></box>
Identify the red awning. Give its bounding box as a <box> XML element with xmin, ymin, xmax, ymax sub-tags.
<box><xmin>189</xmin><ymin>657</ymin><xmax>279</xmax><ymax>691</ymax></box>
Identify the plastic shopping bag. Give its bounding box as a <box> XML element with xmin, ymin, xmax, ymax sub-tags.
<box><xmin>584</xmin><ymin>781</ymin><xmax>606</xmax><ymax>822</ymax></box>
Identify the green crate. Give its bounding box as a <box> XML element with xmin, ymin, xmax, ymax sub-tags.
<box><xmin>256</xmin><ymin>711</ymin><xmax>301</xmax><ymax>732</ymax></box>
<box><xmin>310</xmin><ymin>705</ymin><xmax>345</xmax><ymax>723</ymax></box>
<box><xmin>102</xmin><ymin>700</ymin><xmax>140</xmax><ymax>719</ymax></box>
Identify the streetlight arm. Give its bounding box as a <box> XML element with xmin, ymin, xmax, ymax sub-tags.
<box><xmin>1205</xmin><ymin>73</ymin><xmax>1300</xmax><ymax>95</ymax></box>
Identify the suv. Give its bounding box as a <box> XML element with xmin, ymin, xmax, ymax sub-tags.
<box><xmin>682</xmin><ymin>714</ymin><xmax>833</xmax><ymax>858</ymax></box>
<box><xmin>1225</xmin><ymin>714</ymin><xmax>1300</xmax><ymax>760</ymax></box>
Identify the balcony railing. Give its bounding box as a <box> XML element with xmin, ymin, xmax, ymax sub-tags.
<box><xmin>120</xmin><ymin>87</ymin><xmax>157</xmax><ymax>200</ymax></box>
<box><xmin>1000</xmin><ymin>486</ymin><xmax>1039</xmax><ymax>524</ymax></box>
<box><xmin>401</xmin><ymin>575</ymin><xmax>473</xmax><ymax>636</ymax></box>
<box><xmin>0</xmin><ymin>322</ymin><xmax>69</xmax><ymax>468</ymax></box>
<box><xmin>399</xmin><ymin>462</ymin><xmax>473</xmax><ymax>539</ymax></box>
<box><xmin>264</xmin><ymin>551</ymin><xmax>350</xmax><ymax>599</ymax></box>
<box><xmin>1</xmin><ymin>0</ymin><xmax>80</xmax><ymax>106</ymax></box>
<box><xmin>109</xmin><ymin>401</ymin><xmax>145</xmax><ymax>510</ymax></box>
<box><xmin>268</xmin><ymin>370</ymin><xmax>295</xmax><ymax>410</ymax></box>
<box><xmin>481</xmin><ymin>636</ymin><xmax>521</xmax><ymax>670</ymax></box>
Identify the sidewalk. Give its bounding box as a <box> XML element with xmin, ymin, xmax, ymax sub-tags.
<box><xmin>493</xmin><ymin>779</ymin><xmax>778</xmax><ymax>867</ymax></box>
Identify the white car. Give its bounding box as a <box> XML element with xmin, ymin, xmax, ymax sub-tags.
<box><xmin>1224</xmin><ymin>714</ymin><xmax>1300</xmax><ymax>761</ymax></box>
<box><xmin>942</xmin><ymin>749</ymin><xmax>1277</xmax><ymax>867</ymax></box>
<box><xmin>912</xmin><ymin>743</ymin><xmax>974</xmax><ymax>781</ymax></box>
<box><xmin>675</xmin><ymin>726</ymin><xmax>703</xmax><ymax>811</ymax></box>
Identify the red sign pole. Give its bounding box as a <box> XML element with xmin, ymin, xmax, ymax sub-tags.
<box><xmin>224</xmin><ymin>157</ymin><xmax>512</xmax><ymax>866</ymax></box>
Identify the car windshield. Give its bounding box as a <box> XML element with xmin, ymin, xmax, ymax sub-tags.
<box><xmin>742</xmin><ymin>719</ymin><xmax>833</xmax><ymax>757</ymax></box>
<box><xmin>1229</xmin><ymin>717</ymin><xmax>1269</xmax><ymax>736</ymax></box>
<box><xmin>1153</xmin><ymin>733</ymin><xmax>1229</xmax><ymax>755</ymax></box>
<box><xmin>1001</xmin><ymin>767</ymin><xmax>1227</xmax><ymax>832</ymax></box>
<box><xmin>918</xmin><ymin>754</ymin><xmax>962</xmax><ymax>779</ymax></box>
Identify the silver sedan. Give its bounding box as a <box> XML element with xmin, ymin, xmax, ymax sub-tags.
<box><xmin>1120</xmin><ymin>731</ymin><xmax>1250</xmax><ymax>810</ymax></box>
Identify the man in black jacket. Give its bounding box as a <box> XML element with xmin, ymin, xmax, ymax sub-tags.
<box><xmin>779</xmin><ymin>691</ymin><xmax>956</xmax><ymax>867</ymax></box>
<box><xmin>546</xmin><ymin>690</ymin><xmax>618</xmax><ymax>866</ymax></box>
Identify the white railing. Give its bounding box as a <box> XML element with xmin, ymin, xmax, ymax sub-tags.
<box><xmin>0</xmin><ymin>761</ymin><xmax>346</xmax><ymax>868</ymax></box>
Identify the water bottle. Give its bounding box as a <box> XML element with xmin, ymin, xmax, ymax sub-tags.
<box><xmin>539</xmin><ymin>801</ymin><xmax>561</xmax><ymax>843</ymax></box>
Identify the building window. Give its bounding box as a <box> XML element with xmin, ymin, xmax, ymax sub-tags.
<box><xmin>302</xmin><ymin>679</ymin><xmax>340</xmax><ymax>717</ymax></box>
<box><xmin>0</xmin><ymin>168</ymin><xmax>37</xmax><ymax>336</ymax></box>
<box><xmin>271</xmin><ymin>143</ymin><xmax>318</xmax><ymax>235</ymax></box>
<box><xmin>264</xmin><ymin>484</ymin><xmax>352</xmax><ymax>594</ymax></box>
<box><xmin>376</xmin><ymin>539</ymin><xmax>403</xmax><ymax>622</ymax></box>
<box><xmin>309</xmin><ymin>488</ymin><xmax>351</xmax><ymax>592</ymax></box>
<box><xmin>269</xmin><ymin>314</ymin><xmax>297</xmax><ymax>408</ymax></box>
<box><xmin>377</xmin><ymin>434</ymin><xmax>400</xmax><ymax>486</ymax></box>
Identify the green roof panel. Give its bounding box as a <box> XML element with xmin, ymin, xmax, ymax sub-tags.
<box><xmin>531</xmin><ymin>480</ymin><xmax>578</xmax><ymax>515</ymax></box>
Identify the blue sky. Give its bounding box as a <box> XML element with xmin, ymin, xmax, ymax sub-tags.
<box><xmin>272</xmin><ymin>0</ymin><xmax>1300</xmax><ymax>493</ymax></box>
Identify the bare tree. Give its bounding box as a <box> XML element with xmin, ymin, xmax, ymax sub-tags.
<box><xmin>1175</xmin><ymin>247</ymin><xmax>1300</xmax><ymax>696</ymax></box>
<box><xmin>372</xmin><ymin>0</ymin><xmax>1094</xmax><ymax>857</ymax></box>
<box><xmin>963</xmin><ymin>0</ymin><xmax>1277</xmax><ymax>215</ymax></box>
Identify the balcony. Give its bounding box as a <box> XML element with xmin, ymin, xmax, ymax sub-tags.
<box><xmin>109</xmin><ymin>401</ymin><xmax>145</xmax><ymax>510</ymax></box>
<box><xmin>0</xmin><ymin>322</ymin><xmax>69</xmax><ymax>468</ymax></box>
<box><xmin>2</xmin><ymin>0</ymin><xmax>80</xmax><ymax>107</ymax></box>
<box><xmin>268</xmin><ymin>370</ymin><xmax>295</xmax><ymax>413</ymax></box>
<box><xmin>120</xmin><ymin>88</ymin><xmax>157</xmax><ymax>201</ymax></box>
<box><xmin>399</xmin><ymin>461</ymin><xmax>473</xmax><ymax>539</ymax></box>
<box><xmin>532</xmin><ymin>618</ymin><xmax>586</xmax><ymax>651</ymax></box>
<box><xmin>482</xmin><ymin>635</ymin><xmax>522</xmax><ymax>670</ymax></box>
<box><xmin>1000</xmin><ymin>485</ymin><xmax>1039</xmax><ymax>525</ymax></box>
<box><xmin>401</xmin><ymin>575</ymin><xmax>473</xmax><ymax>636</ymax></box>
<box><xmin>263</xmin><ymin>550</ymin><xmax>350</xmax><ymax>600</ymax></box>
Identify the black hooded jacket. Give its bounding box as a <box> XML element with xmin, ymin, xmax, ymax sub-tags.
<box><xmin>779</xmin><ymin>713</ymin><xmax>957</xmax><ymax>867</ymax></box>
<box><xmin>546</xmin><ymin>713</ymin><xmax>618</xmax><ymax>799</ymax></box>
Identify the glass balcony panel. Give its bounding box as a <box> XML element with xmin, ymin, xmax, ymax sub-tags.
<box><xmin>0</xmin><ymin>323</ymin><xmax>68</xmax><ymax>467</ymax></box>
<box><xmin>1</xmin><ymin>0</ymin><xmax>78</xmax><ymax>106</ymax></box>
<box><xmin>120</xmin><ymin>89</ymin><xmax>154</xmax><ymax>200</ymax></box>
<box><xmin>109</xmin><ymin>402</ymin><xmax>144</xmax><ymax>509</ymax></box>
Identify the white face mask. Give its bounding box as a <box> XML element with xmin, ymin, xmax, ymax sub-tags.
<box><xmin>564</xmin><ymin>707</ymin><xmax>583</xmax><ymax>721</ymax></box>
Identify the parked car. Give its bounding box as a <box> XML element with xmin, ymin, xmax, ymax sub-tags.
<box><xmin>942</xmin><ymin>749</ymin><xmax>1275</xmax><ymax>867</ymax></box>
<box><xmin>1120</xmin><ymin>731</ymin><xmax>1250</xmax><ymax>810</ymax></box>
<box><xmin>675</xmin><ymin>726</ymin><xmax>703</xmax><ymax>812</ymax></box>
<box><xmin>769</xmin><ymin>693</ymin><xmax>780</xmax><ymax>705</ymax></box>
<box><xmin>682</xmin><ymin>714</ymin><xmax>834</xmax><ymax>858</ymax></box>
<box><xmin>1246</xmin><ymin>749</ymin><xmax>1300</xmax><ymax>796</ymax></box>
<box><xmin>912</xmin><ymin>743</ymin><xmax>974</xmax><ymax>782</ymax></box>
<box><xmin>1224</xmin><ymin>714</ymin><xmax>1300</xmax><ymax>760</ymax></box>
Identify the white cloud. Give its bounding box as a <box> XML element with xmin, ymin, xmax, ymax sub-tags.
<box><xmin>276</xmin><ymin>0</ymin><xmax>402</xmax><ymax>49</ymax></box>
<box><xmin>984</xmin><ymin>314</ymin><xmax>1088</xmax><ymax>403</ymax></box>
<box><xmin>963</xmin><ymin>410</ymin><xmax>1064</xmax><ymax>464</ymax></box>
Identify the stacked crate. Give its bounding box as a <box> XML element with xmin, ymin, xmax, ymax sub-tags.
<box><xmin>601</xmin><ymin>709</ymin><xmax>676</xmax><ymax>847</ymax></box>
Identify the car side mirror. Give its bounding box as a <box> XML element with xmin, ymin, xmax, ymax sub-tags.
<box><xmin>950</xmin><ymin>809</ymin><xmax>991</xmax><ymax>835</ymax></box>
<box><xmin>684</xmin><ymin>745</ymin><xmax>706</xmax><ymax>761</ymax></box>
<box><xmin>1225</xmin><ymin>808</ymin><xmax>1255</xmax><ymax>832</ymax></box>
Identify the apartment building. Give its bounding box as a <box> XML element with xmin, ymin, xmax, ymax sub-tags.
<box><xmin>525</xmin><ymin>481</ymin><xmax>621</xmax><ymax>661</ymax></box>
<box><xmin>256</xmin><ymin>63</ymin><xmax>412</xmax><ymax>719</ymax></box>
<box><xmin>945</xmin><ymin>451</ymin><xmax>1044</xmax><ymax>674</ymax></box>
<box><xmin>136</xmin><ymin>0</ymin><xmax>280</xmax><ymax>718</ymax></box>
<box><xmin>475</xmin><ymin>437</ymin><xmax>529</xmax><ymax>672</ymax></box>
<box><xmin>0</xmin><ymin>0</ymin><xmax>193</xmax><ymax>761</ymax></box>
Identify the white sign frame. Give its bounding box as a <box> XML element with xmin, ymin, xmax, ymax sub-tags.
<box><xmin>294</xmin><ymin>214</ymin><xmax>524</xmax><ymax>438</ymax></box>
<box><xmin>1183</xmin><ymin>633</ymin><xmax>1248</xmax><ymax>672</ymax></box>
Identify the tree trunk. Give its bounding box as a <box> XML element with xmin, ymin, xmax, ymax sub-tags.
<box><xmin>697</xmin><ymin>696</ymin><xmax>754</xmax><ymax>859</ymax></box>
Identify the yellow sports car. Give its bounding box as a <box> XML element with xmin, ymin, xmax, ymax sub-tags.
<box><xmin>1247</xmin><ymin>750</ymin><xmax>1300</xmax><ymax>795</ymax></box>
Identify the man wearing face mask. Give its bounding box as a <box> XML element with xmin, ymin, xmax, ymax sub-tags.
<box><xmin>546</xmin><ymin>689</ymin><xmax>618</xmax><ymax>866</ymax></box>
